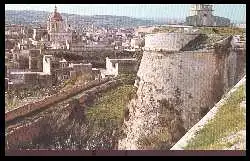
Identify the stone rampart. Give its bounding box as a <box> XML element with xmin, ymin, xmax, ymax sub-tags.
<box><xmin>118</xmin><ymin>43</ymin><xmax>246</xmax><ymax>149</ymax></box>
<box><xmin>5</xmin><ymin>78</ymin><xmax>110</xmax><ymax>122</ymax></box>
<box><xmin>144</xmin><ymin>33</ymin><xmax>200</xmax><ymax>51</ymax></box>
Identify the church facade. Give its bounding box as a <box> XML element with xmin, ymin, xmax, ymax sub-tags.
<box><xmin>47</xmin><ymin>6</ymin><xmax>73</xmax><ymax>49</ymax></box>
<box><xmin>186</xmin><ymin>4</ymin><xmax>231</xmax><ymax>27</ymax></box>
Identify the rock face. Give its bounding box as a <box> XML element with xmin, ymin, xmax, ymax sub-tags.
<box><xmin>118</xmin><ymin>33</ymin><xmax>245</xmax><ymax>150</ymax></box>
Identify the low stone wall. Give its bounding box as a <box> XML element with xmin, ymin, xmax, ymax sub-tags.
<box><xmin>78</xmin><ymin>79</ymin><xmax>120</xmax><ymax>104</ymax></box>
<box><xmin>5</xmin><ymin>78</ymin><xmax>120</xmax><ymax>149</ymax></box>
<box><xmin>6</xmin><ymin>117</ymin><xmax>45</xmax><ymax>149</ymax></box>
<box><xmin>5</xmin><ymin>77</ymin><xmax>110</xmax><ymax>123</ymax></box>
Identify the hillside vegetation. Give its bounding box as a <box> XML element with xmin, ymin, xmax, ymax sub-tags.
<box><xmin>198</xmin><ymin>27</ymin><xmax>245</xmax><ymax>36</ymax></box>
<box><xmin>16</xmin><ymin>74</ymin><xmax>138</xmax><ymax>150</ymax></box>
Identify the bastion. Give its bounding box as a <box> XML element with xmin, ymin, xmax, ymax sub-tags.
<box><xmin>144</xmin><ymin>32</ymin><xmax>200</xmax><ymax>51</ymax></box>
<box><xmin>118</xmin><ymin>32</ymin><xmax>245</xmax><ymax>150</ymax></box>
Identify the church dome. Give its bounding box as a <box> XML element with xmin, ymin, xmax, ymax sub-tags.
<box><xmin>48</xmin><ymin>6</ymin><xmax>63</xmax><ymax>21</ymax></box>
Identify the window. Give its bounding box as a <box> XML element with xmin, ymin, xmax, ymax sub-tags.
<box><xmin>63</xmin><ymin>75</ymin><xmax>69</xmax><ymax>79</ymax></box>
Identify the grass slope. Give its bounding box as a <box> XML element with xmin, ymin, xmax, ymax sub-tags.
<box><xmin>185</xmin><ymin>84</ymin><xmax>246</xmax><ymax>150</ymax></box>
<box><xmin>87</xmin><ymin>84</ymin><xmax>137</xmax><ymax>128</ymax></box>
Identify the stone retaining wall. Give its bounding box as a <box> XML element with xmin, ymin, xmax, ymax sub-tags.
<box><xmin>5</xmin><ymin>78</ymin><xmax>110</xmax><ymax>123</ymax></box>
<box><xmin>6</xmin><ymin>78</ymin><xmax>120</xmax><ymax>149</ymax></box>
<box><xmin>6</xmin><ymin>117</ymin><xmax>45</xmax><ymax>149</ymax></box>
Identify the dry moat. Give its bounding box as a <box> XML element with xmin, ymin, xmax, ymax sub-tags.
<box><xmin>6</xmin><ymin>74</ymin><xmax>137</xmax><ymax>150</ymax></box>
<box><xmin>5</xmin><ymin>28</ymin><xmax>246</xmax><ymax>151</ymax></box>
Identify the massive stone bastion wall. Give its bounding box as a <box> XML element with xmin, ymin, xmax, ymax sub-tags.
<box><xmin>144</xmin><ymin>33</ymin><xmax>199</xmax><ymax>51</ymax></box>
<box><xmin>118</xmin><ymin>33</ymin><xmax>245</xmax><ymax>150</ymax></box>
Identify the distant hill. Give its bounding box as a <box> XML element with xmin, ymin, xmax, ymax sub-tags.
<box><xmin>5</xmin><ymin>10</ymin><xmax>159</xmax><ymax>28</ymax></box>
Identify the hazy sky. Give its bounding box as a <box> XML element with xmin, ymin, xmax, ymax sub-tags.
<box><xmin>5</xmin><ymin>4</ymin><xmax>246</xmax><ymax>22</ymax></box>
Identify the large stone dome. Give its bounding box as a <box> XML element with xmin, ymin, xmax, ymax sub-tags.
<box><xmin>48</xmin><ymin>6</ymin><xmax>63</xmax><ymax>21</ymax></box>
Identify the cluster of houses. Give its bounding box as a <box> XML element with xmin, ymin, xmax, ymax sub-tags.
<box><xmin>5</xmin><ymin>53</ymin><xmax>138</xmax><ymax>90</ymax></box>
<box><xmin>5</xmin><ymin>6</ymin><xmax>142</xmax><ymax>91</ymax></box>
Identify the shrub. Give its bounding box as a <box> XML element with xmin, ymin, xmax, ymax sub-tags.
<box><xmin>137</xmin><ymin>127</ymin><xmax>171</xmax><ymax>150</ymax></box>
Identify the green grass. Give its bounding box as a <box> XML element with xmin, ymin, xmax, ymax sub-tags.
<box><xmin>197</xmin><ymin>27</ymin><xmax>245</xmax><ymax>36</ymax></box>
<box><xmin>184</xmin><ymin>84</ymin><xmax>246</xmax><ymax>150</ymax></box>
<box><xmin>5</xmin><ymin>87</ymin><xmax>41</xmax><ymax>111</ymax></box>
<box><xmin>81</xmin><ymin>74</ymin><xmax>138</xmax><ymax>148</ymax></box>
<box><xmin>5</xmin><ymin>96</ymin><xmax>18</xmax><ymax>110</ymax></box>
<box><xmin>152</xmin><ymin>26</ymin><xmax>245</xmax><ymax>36</ymax></box>
<box><xmin>86</xmin><ymin>84</ymin><xmax>137</xmax><ymax>128</ymax></box>
<box><xmin>137</xmin><ymin>127</ymin><xmax>170</xmax><ymax>150</ymax></box>
<box><xmin>152</xmin><ymin>26</ymin><xmax>178</xmax><ymax>33</ymax></box>
<box><xmin>62</xmin><ymin>73</ymin><xmax>93</xmax><ymax>91</ymax></box>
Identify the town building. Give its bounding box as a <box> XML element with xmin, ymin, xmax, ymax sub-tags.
<box><xmin>130</xmin><ymin>37</ymin><xmax>144</xmax><ymax>49</ymax></box>
<box><xmin>8</xmin><ymin>54</ymin><xmax>96</xmax><ymax>90</ymax></box>
<box><xmin>101</xmin><ymin>57</ymin><xmax>138</xmax><ymax>78</ymax></box>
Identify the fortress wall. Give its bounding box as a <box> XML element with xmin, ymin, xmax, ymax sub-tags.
<box><xmin>234</xmin><ymin>48</ymin><xmax>246</xmax><ymax>84</ymax></box>
<box><xmin>118</xmin><ymin>41</ymin><xmax>245</xmax><ymax>149</ymax></box>
<box><xmin>136</xmin><ymin>49</ymin><xmax>245</xmax><ymax>130</ymax></box>
<box><xmin>144</xmin><ymin>33</ymin><xmax>199</xmax><ymax>51</ymax></box>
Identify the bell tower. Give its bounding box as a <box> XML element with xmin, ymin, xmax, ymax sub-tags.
<box><xmin>47</xmin><ymin>5</ymin><xmax>64</xmax><ymax>33</ymax></box>
<box><xmin>46</xmin><ymin>5</ymin><xmax>73</xmax><ymax>47</ymax></box>
<box><xmin>189</xmin><ymin>4</ymin><xmax>214</xmax><ymax>26</ymax></box>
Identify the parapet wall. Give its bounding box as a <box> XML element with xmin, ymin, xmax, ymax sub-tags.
<box><xmin>144</xmin><ymin>33</ymin><xmax>200</xmax><ymax>51</ymax></box>
<box><xmin>5</xmin><ymin>77</ymin><xmax>110</xmax><ymax>123</ymax></box>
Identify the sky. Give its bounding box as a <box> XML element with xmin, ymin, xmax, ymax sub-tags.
<box><xmin>5</xmin><ymin>4</ymin><xmax>246</xmax><ymax>22</ymax></box>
